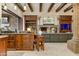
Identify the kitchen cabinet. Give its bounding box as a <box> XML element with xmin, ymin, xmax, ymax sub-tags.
<box><xmin>0</xmin><ymin>35</ymin><xmax>8</xmax><ymax>56</ymax></box>
<box><xmin>15</xmin><ymin>34</ymin><xmax>34</xmax><ymax>50</ymax></box>
<box><xmin>22</xmin><ymin>34</ymin><xmax>34</xmax><ymax>50</ymax></box>
<box><xmin>16</xmin><ymin>35</ymin><xmax>22</xmax><ymax>50</ymax></box>
<box><xmin>7</xmin><ymin>35</ymin><xmax>16</xmax><ymax>50</ymax></box>
<box><xmin>24</xmin><ymin>15</ymin><xmax>37</xmax><ymax>33</ymax></box>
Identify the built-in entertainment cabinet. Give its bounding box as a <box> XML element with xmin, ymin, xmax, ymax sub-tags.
<box><xmin>59</xmin><ymin>15</ymin><xmax>72</xmax><ymax>33</ymax></box>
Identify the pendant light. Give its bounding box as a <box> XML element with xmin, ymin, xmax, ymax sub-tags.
<box><xmin>14</xmin><ymin>5</ymin><xmax>17</xmax><ymax>10</ymax></box>
<box><xmin>4</xmin><ymin>4</ymin><xmax>7</xmax><ymax>10</ymax></box>
<box><xmin>24</xmin><ymin>3</ymin><xmax>27</xmax><ymax>11</ymax></box>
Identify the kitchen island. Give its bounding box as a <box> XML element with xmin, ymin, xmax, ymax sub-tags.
<box><xmin>0</xmin><ymin>33</ymin><xmax>34</xmax><ymax>51</ymax></box>
<box><xmin>43</xmin><ymin>33</ymin><xmax>73</xmax><ymax>42</ymax></box>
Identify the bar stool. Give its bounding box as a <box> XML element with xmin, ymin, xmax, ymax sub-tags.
<box><xmin>35</xmin><ymin>35</ymin><xmax>44</xmax><ymax>51</ymax></box>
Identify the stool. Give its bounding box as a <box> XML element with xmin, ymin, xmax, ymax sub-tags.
<box><xmin>35</xmin><ymin>35</ymin><xmax>44</xmax><ymax>51</ymax></box>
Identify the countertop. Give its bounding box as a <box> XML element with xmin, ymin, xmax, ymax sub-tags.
<box><xmin>0</xmin><ymin>35</ymin><xmax>8</xmax><ymax>38</ymax></box>
<box><xmin>43</xmin><ymin>33</ymin><xmax>73</xmax><ymax>34</ymax></box>
<box><xmin>0</xmin><ymin>33</ymin><xmax>34</xmax><ymax>35</ymax></box>
<box><xmin>0</xmin><ymin>32</ymin><xmax>73</xmax><ymax>35</ymax></box>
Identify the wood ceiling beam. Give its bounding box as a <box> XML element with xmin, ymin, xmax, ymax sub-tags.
<box><xmin>39</xmin><ymin>3</ymin><xmax>42</xmax><ymax>12</ymax></box>
<box><xmin>27</xmin><ymin>3</ymin><xmax>33</xmax><ymax>12</ymax></box>
<box><xmin>15</xmin><ymin>3</ymin><xmax>25</xmax><ymax>12</ymax></box>
<box><xmin>56</xmin><ymin>3</ymin><xmax>67</xmax><ymax>12</ymax></box>
<box><xmin>48</xmin><ymin>3</ymin><xmax>55</xmax><ymax>12</ymax></box>
<box><xmin>64</xmin><ymin>5</ymin><xmax>73</xmax><ymax>12</ymax></box>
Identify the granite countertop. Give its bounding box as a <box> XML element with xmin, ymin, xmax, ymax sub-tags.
<box><xmin>0</xmin><ymin>35</ymin><xmax>8</xmax><ymax>38</ymax></box>
<box><xmin>0</xmin><ymin>33</ymin><xmax>33</xmax><ymax>35</ymax></box>
<box><xmin>43</xmin><ymin>33</ymin><xmax>73</xmax><ymax>34</ymax></box>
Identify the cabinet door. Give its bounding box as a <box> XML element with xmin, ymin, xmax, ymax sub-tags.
<box><xmin>22</xmin><ymin>35</ymin><xmax>34</xmax><ymax>50</ymax></box>
<box><xmin>0</xmin><ymin>38</ymin><xmax>7</xmax><ymax>56</ymax></box>
<box><xmin>16</xmin><ymin>35</ymin><xmax>22</xmax><ymax>50</ymax></box>
<box><xmin>7</xmin><ymin>35</ymin><xmax>16</xmax><ymax>50</ymax></box>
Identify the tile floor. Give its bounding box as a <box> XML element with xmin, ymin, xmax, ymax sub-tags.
<box><xmin>7</xmin><ymin>43</ymin><xmax>79</xmax><ymax>56</ymax></box>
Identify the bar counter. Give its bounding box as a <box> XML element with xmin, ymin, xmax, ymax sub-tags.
<box><xmin>0</xmin><ymin>33</ymin><xmax>73</xmax><ymax>43</ymax></box>
<box><xmin>43</xmin><ymin>33</ymin><xmax>73</xmax><ymax>42</ymax></box>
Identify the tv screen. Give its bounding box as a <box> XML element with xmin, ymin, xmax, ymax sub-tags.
<box><xmin>60</xmin><ymin>24</ymin><xmax>71</xmax><ymax>30</ymax></box>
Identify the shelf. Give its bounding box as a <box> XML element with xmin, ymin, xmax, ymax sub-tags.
<box><xmin>25</xmin><ymin>22</ymin><xmax>36</xmax><ymax>24</ymax></box>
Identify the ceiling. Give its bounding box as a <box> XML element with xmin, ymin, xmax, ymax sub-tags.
<box><xmin>2</xmin><ymin>3</ymin><xmax>73</xmax><ymax>17</ymax></box>
<box><xmin>19</xmin><ymin>3</ymin><xmax>73</xmax><ymax>13</ymax></box>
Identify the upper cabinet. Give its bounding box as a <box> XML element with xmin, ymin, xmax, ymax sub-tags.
<box><xmin>24</xmin><ymin>15</ymin><xmax>37</xmax><ymax>21</ymax></box>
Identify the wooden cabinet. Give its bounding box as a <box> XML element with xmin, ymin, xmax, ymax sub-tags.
<box><xmin>59</xmin><ymin>15</ymin><xmax>72</xmax><ymax>33</ymax></box>
<box><xmin>24</xmin><ymin>15</ymin><xmax>37</xmax><ymax>33</ymax></box>
<box><xmin>22</xmin><ymin>34</ymin><xmax>34</xmax><ymax>50</ymax></box>
<box><xmin>24</xmin><ymin>15</ymin><xmax>37</xmax><ymax>21</ymax></box>
<box><xmin>7</xmin><ymin>35</ymin><xmax>16</xmax><ymax>50</ymax></box>
<box><xmin>0</xmin><ymin>36</ymin><xmax>8</xmax><ymax>56</ymax></box>
<box><xmin>16</xmin><ymin>34</ymin><xmax>34</xmax><ymax>50</ymax></box>
<box><xmin>16</xmin><ymin>35</ymin><xmax>22</xmax><ymax>50</ymax></box>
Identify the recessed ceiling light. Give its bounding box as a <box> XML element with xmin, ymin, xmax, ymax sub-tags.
<box><xmin>24</xmin><ymin>4</ymin><xmax>27</xmax><ymax>11</ymax></box>
<box><xmin>14</xmin><ymin>5</ymin><xmax>17</xmax><ymax>10</ymax></box>
<box><xmin>4</xmin><ymin>4</ymin><xmax>7</xmax><ymax>10</ymax></box>
<box><xmin>24</xmin><ymin>6</ymin><xmax>27</xmax><ymax>10</ymax></box>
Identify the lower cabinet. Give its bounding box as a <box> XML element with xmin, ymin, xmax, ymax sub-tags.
<box><xmin>16</xmin><ymin>35</ymin><xmax>22</xmax><ymax>50</ymax></box>
<box><xmin>0</xmin><ymin>37</ymin><xmax>7</xmax><ymax>56</ymax></box>
<box><xmin>16</xmin><ymin>34</ymin><xmax>34</xmax><ymax>50</ymax></box>
<box><xmin>22</xmin><ymin>35</ymin><xmax>34</xmax><ymax>50</ymax></box>
<box><xmin>7</xmin><ymin>35</ymin><xmax>16</xmax><ymax>50</ymax></box>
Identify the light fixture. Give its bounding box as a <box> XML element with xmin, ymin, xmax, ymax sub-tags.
<box><xmin>24</xmin><ymin>4</ymin><xmax>27</xmax><ymax>11</ymax></box>
<box><xmin>14</xmin><ymin>5</ymin><xmax>17</xmax><ymax>10</ymax></box>
<box><xmin>4</xmin><ymin>4</ymin><xmax>7</xmax><ymax>10</ymax></box>
<box><xmin>27</xmin><ymin>27</ymin><xmax>31</xmax><ymax>32</ymax></box>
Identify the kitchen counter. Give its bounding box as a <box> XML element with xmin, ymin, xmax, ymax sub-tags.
<box><xmin>0</xmin><ymin>33</ymin><xmax>32</xmax><ymax>35</ymax></box>
<box><xmin>43</xmin><ymin>33</ymin><xmax>73</xmax><ymax>42</ymax></box>
<box><xmin>0</xmin><ymin>35</ymin><xmax>8</xmax><ymax>38</ymax></box>
<box><xmin>43</xmin><ymin>32</ymin><xmax>73</xmax><ymax>34</ymax></box>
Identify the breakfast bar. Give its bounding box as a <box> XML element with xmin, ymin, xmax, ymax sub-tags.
<box><xmin>43</xmin><ymin>33</ymin><xmax>73</xmax><ymax>42</ymax></box>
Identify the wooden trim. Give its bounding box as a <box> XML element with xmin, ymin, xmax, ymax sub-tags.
<box><xmin>64</xmin><ymin>5</ymin><xmax>73</xmax><ymax>12</ymax></box>
<box><xmin>15</xmin><ymin>3</ymin><xmax>25</xmax><ymax>12</ymax></box>
<box><xmin>27</xmin><ymin>3</ymin><xmax>33</xmax><ymax>12</ymax></box>
<box><xmin>56</xmin><ymin>3</ymin><xmax>67</xmax><ymax>12</ymax></box>
<box><xmin>39</xmin><ymin>3</ymin><xmax>42</xmax><ymax>12</ymax></box>
<box><xmin>48</xmin><ymin>3</ymin><xmax>55</xmax><ymax>12</ymax></box>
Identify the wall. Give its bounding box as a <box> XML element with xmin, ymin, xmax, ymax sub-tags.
<box><xmin>23</xmin><ymin>3</ymin><xmax>73</xmax><ymax>31</ymax></box>
<box><xmin>2</xmin><ymin>3</ymin><xmax>24</xmax><ymax>31</ymax></box>
<box><xmin>2</xmin><ymin>3</ymin><xmax>23</xmax><ymax>18</ymax></box>
<box><xmin>0</xmin><ymin>3</ymin><xmax>2</xmax><ymax>28</ymax></box>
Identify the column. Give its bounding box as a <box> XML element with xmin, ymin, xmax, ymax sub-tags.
<box><xmin>67</xmin><ymin>4</ymin><xmax>79</xmax><ymax>53</ymax></box>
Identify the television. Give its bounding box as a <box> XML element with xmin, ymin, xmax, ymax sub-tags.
<box><xmin>60</xmin><ymin>24</ymin><xmax>71</xmax><ymax>30</ymax></box>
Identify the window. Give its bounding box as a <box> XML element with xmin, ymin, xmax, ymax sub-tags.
<box><xmin>2</xmin><ymin>17</ymin><xmax>9</xmax><ymax>24</ymax></box>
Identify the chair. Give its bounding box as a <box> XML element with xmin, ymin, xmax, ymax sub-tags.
<box><xmin>35</xmin><ymin>35</ymin><xmax>44</xmax><ymax>51</ymax></box>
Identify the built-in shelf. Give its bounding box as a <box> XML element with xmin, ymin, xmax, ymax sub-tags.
<box><xmin>24</xmin><ymin>15</ymin><xmax>37</xmax><ymax>33</ymax></box>
<box><xmin>25</xmin><ymin>22</ymin><xmax>36</xmax><ymax>24</ymax></box>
